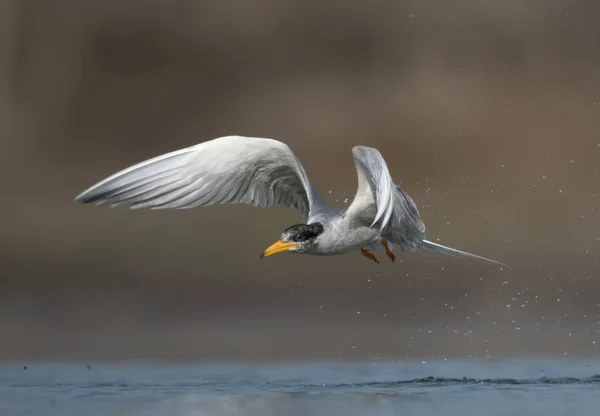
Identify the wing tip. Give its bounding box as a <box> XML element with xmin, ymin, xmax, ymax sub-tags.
<box><xmin>74</xmin><ymin>184</ymin><xmax>113</xmax><ymax>205</ymax></box>
<box><xmin>352</xmin><ymin>145</ymin><xmax>381</xmax><ymax>156</ymax></box>
<box><xmin>74</xmin><ymin>183</ymin><xmax>105</xmax><ymax>203</ymax></box>
<box><xmin>74</xmin><ymin>190</ymin><xmax>93</xmax><ymax>204</ymax></box>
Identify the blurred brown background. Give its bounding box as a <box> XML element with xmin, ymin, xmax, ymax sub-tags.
<box><xmin>1</xmin><ymin>0</ymin><xmax>600</xmax><ymax>361</ymax></box>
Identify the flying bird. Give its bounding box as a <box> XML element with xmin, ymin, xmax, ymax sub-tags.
<box><xmin>74</xmin><ymin>135</ymin><xmax>507</xmax><ymax>267</ymax></box>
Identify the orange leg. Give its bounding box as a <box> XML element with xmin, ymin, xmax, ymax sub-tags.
<box><xmin>381</xmin><ymin>239</ymin><xmax>396</xmax><ymax>263</ymax></box>
<box><xmin>360</xmin><ymin>248</ymin><xmax>379</xmax><ymax>263</ymax></box>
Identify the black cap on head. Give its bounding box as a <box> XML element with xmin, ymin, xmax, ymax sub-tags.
<box><xmin>283</xmin><ymin>222</ymin><xmax>324</xmax><ymax>243</ymax></box>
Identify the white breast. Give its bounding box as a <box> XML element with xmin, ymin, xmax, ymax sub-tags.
<box><xmin>314</xmin><ymin>213</ymin><xmax>382</xmax><ymax>255</ymax></box>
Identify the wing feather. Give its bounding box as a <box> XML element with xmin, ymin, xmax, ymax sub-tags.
<box><xmin>75</xmin><ymin>135</ymin><xmax>324</xmax><ymax>218</ymax></box>
<box><xmin>346</xmin><ymin>146</ymin><xmax>396</xmax><ymax>230</ymax></box>
<box><xmin>382</xmin><ymin>184</ymin><xmax>427</xmax><ymax>251</ymax></box>
<box><xmin>346</xmin><ymin>146</ymin><xmax>427</xmax><ymax>250</ymax></box>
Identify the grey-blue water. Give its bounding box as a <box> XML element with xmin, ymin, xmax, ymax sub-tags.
<box><xmin>1</xmin><ymin>359</ymin><xmax>599</xmax><ymax>415</ymax></box>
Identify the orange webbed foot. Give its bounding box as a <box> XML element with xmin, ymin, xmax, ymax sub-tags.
<box><xmin>360</xmin><ymin>248</ymin><xmax>379</xmax><ymax>264</ymax></box>
<box><xmin>382</xmin><ymin>239</ymin><xmax>396</xmax><ymax>263</ymax></box>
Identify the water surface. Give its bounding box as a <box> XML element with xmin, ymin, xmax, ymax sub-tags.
<box><xmin>1</xmin><ymin>359</ymin><xmax>599</xmax><ymax>415</ymax></box>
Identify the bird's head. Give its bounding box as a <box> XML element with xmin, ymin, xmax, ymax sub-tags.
<box><xmin>260</xmin><ymin>222</ymin><xmax>324</xmax><ymax>258</ymax></box>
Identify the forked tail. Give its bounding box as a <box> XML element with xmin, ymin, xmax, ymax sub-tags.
<box><xmin>421</xmin><ymin>240</ymin><xmax>509</xmax><ymax>268</ymax></box>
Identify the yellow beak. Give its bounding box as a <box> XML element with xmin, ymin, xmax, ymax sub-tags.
<box><xmin>260</xmin><ymin>240</ymin><xmax>299</xmax><ymax>259</ymax></box>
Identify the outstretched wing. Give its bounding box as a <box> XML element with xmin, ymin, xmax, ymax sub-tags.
<box><xmin>75</xmin><ymin>135</ymin><xmax>323</xmax><ymax>218</ymax></box>
<box><xmin>345</xmin><ymin>146</ymin><xmax>396</xmax><ymax>230</ymax></box>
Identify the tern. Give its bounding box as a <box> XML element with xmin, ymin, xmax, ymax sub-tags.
<box><xmin>74</xmin><ymin>135</ymin><xmax>507</xmax><ymax>266</ymax></box>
